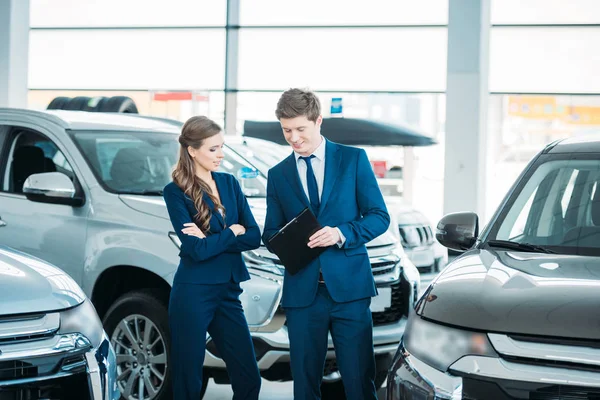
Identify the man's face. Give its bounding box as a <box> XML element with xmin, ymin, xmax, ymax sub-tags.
<box><xmin>279</xmin><ymin>115</ymin><xmax>323</xmax><ymax>156</ymax></box>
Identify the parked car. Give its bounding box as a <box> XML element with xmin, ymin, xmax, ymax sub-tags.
<box><xmin>385</xmin><ymin>198</ymin><xmax>447</xmax><ymax>274</ymax></box>
<box><xmin>387</xmin><ymin>136</ymin><xmax>600</xmax><ymax>398</ymax></box>
<box><xmin>0</xmin><ymin>245</ymin><xmax>119</xmax><ymax>399</ymax></box>
<box><xmin>0</xmin><ymin>108</ymin><xmax>420</xmax><ymax>400</ymax></box>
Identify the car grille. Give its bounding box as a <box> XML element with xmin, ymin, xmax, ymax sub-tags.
<box><xmin>463</xmin><ymin>377</ymin><xmax>600</xmax><ymax>400</ymax></box>
<box><xmin>399</xmin><ymin>225</ymin><xmax>434</xmax><ymax>248</ymax></box>
<box><xmin>460</xmin><ymin>334</ymin><xmax>600</xmax><ymax>399</ymax></box>
<box><xmin>0</xmin><ymin>313</ymin><xmax>59</xmax><ymax>345</ymax></box>
<box><xmin>0</xmin><ymin>360</ymin><xmax>37</xmax><ymax>380</ymax></box>
<box><xmin>371</xmin><ymin>259</ymin><xmax>397</xmax><ymax>276</ymax></box>
<box><xmin>371</xmin><ymin>274</ymin><xmax>411</xmax><ymax>326</ymax></box>
<box><xmin>0</xmin><ymin>372</ymin><xmax>91</xmax><ymax>400</ymax></box>
<box><xmin>0</xmin><ymin>313</ymin><xmax>89</xmax><ymax>389</ymax></box>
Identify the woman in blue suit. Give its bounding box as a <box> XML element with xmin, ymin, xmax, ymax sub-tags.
<box><xmin>163</xmin><ymin>116</ymin><xmax>261</xmax><ymax>399</ymax></box>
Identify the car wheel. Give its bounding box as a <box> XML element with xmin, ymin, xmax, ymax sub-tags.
<box><xmin>64</xmin><ymin>96</ymin><xmax>92</xmax><ymax>110</ymax></box>
<box><xmin>99</xmin><ymin>96</ymin><xmax>139</xmax><ymax>113</ymax></box>
<box><xmin>46</xmin><ymin>96</ymin><xmax>71</xmax><ymax>110</ymax></box>
<box><xmin>434</xmin><ymin>257</ymin><xmax>446</xmax><ymax>273</ymax></box>
<box><xmin>83</xmin><ymin>96</ymin><xmax>109</xmax><ymax>112</ymax></box>
<box><xmin>103</xmin><ymin>290</ymin><xmax>177</xmax><ymax>400</ymax></box>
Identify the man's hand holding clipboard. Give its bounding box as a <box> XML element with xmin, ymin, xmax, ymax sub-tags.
<box><xmin>267</xmin><ymin>207</ymin><xmax>328</xmax><ymax>275</ymax></box>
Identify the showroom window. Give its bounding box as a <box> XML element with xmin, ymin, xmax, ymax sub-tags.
<box><xmin>486</xmin><ymin>0</ymin><xmax>600</xmax><ymax>219</ymax></box>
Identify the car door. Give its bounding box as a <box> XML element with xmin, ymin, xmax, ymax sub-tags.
<box><xmin>0</xmin><ymin>123</ymin><xmax>89</xmax><ymax>285</ymax></box>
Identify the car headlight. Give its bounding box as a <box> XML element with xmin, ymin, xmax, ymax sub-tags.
<box><xmin>169</xmin><ymin>232</ymin><xmax>181</xmax><ymax>249</ymax></box>
<box><xmin>404</xmin><ymin>315</ymin><xmax>497</xmax><ymax>372</ymax></box>
<box><xmin>58</xmin><ymin>299</ymin><xmax>104</xmax><ymax>348</ymax></box>
<box><xmin>244</xmin><ymin>246</ymin><xmax>285</xmax><ymax>276</ymax></box>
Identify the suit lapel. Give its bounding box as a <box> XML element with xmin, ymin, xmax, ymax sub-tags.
<box><xmin>319</xmin><ymin>140</ymin><xmax>341</xmax><ymax>217</ymax></box>
<box><xmin>282</xmin><ymin>153</ymin><xmax>310</xmax><ymax>209</ymax></box>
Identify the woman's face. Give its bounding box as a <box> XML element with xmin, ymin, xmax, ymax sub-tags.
<box><xmin>187</xmin><ymin>132</ymin><xmax>225</xmax><ymax>173</ymax></box>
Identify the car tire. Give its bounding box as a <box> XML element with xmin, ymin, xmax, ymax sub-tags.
<box><xmin>64</xmin><ymin>96</ymin><xmax>92</xmax><ymax>111</ymax></box>
<box><xmin>46</xmin><ymin>96</ymin><xmax>71</xmax><ymax>110</ymax></box>
<box><xmin>83</xmin><ymin>96</ymin><xmax>109</xmax><ymax>112</ymax></box>
<box><xmin>99</xmin><ymin>96</ymin><xmax>139</xmax><ymax>113</ymax></box>
<box><xmin>103</xmin><ymin>290</ymin><xmax>179</xmax><ymax>400</ymax></box>
<box><xmin>433</xmin><ymin>258</ymin><xmax>441</xmax><ymax>273</ymax></box>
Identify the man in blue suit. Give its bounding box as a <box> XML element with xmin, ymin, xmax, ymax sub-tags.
<box><xmin>262</xmin><ymin>88</ymin><xmax>390</xmax><ymax>400</ymax></box>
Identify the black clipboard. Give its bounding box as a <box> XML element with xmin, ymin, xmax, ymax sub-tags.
<box><xmin>267</xmin><ymin>207</ymin><xmax>327</xmax><ymax>275</ymax></box>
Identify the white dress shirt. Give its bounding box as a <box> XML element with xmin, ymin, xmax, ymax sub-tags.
<box><xmin>293</xmin><ymin>137</ymin><xmax>346</xmax><ymax>246</ymax></box>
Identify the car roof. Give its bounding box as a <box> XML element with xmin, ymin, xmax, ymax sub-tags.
<box><xmin>546</xmin><ymin>134</ymin><xmax>600</xmax><ymax>154</ymax></box>
<box><xmin>0</xmin><ymin>109</ymin><xmax>291</xmax><ymax>149</ymax></box>
<box><xmin>0</xmin><ymin>108</ymin><xmax>182</xmax><ymax>133</ymax></box>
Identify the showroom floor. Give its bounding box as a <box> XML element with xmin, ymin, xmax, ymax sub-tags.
<box><xmin>203</xmin><ymin>271</ymin><xmax>438</xmax><ymax>399</ymax></box>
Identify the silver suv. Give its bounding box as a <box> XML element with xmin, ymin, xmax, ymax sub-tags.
<box><xmin>0</xmin><ymin>109</ymin><xmax>420</xmax><ymax>399</ymax></box>
<box><xmin>0</xmin><ymin>245</ymin><xmax>119</xmax><ymax>399</ymax></box>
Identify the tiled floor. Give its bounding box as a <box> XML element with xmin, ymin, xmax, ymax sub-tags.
<box><xmin>204</xmin><ymin>379</ymin><xmax>388</xmax><ymax>399</ymax></box>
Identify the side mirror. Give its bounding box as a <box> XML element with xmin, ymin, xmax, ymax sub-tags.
<box><xmin>23</xmin><ymin>172</ymin><xmax>83</xmax><ymax>206</ymax></box>
<box><xmin>435</xmin><ymin>212</ymin><xmax>479</xmax><ymax>252</ymax></box>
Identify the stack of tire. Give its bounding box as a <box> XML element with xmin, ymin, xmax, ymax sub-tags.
<box><xmin>47</xmin><ymin>95</ymin><xmax>139</xmax><ymax>113</ymax></box>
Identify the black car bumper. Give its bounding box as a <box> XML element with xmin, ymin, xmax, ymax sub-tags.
<box><xmin>387</xmin><ymin>341</ymin><xmax>600</xmax><ymax>400</ymax></box>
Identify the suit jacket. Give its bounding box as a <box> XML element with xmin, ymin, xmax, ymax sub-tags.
<box><xmin>262</xmin><ymin>140</ymin><xmax>390</xmax><ymax>307</ymax></box>
<box><xmin>163</xmin><ymin>172</ymin><xmax>261</xmax><ymax>285</ymax></box>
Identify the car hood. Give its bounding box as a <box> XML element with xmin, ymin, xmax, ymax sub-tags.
<box><xmin>0</xmin><ymin>246</ymin><xmax>86</xmax><ymax>316</ymax></box>
<box><xmin>418</xmin><ymin>248</ymin><xmax>600</xmax><ymax>340</ymax></box>
<box><xmin>119</xmin><ymin>195</ymin><xmax>398</xmax><ymax>248</ymax></box>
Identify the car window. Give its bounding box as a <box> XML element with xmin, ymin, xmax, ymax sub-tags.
<box><xmin>1</xmin><ymin>129</ymin><xmax>74</xmax><ymax>194</ymax></box>
<box><xmin>71</xmin><ymin>130</ymin><xmax>267</xmax><ymax>197</ymax></box>
<box><xmin>72</xmin><ymin>131</ymin><xmax>179</xmax><ymax>194</ymax></box>
<box><xmin>489</xmin><ymin>157</ymin><xmax>600</xmax><ymax>256</ymax></box>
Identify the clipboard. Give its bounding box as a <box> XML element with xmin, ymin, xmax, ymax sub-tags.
<box><xmin>267</xmin><ymin>207</ymin><xmax>327</xmax><ymax>275</ymax></box>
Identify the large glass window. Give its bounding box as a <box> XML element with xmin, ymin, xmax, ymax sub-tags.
<box><xmin>30</xmin><ymin>0</ymin><xmax>226</xmax><ymax>27</ymax></box>
<box><xmin>238</xmin><ymin>28</ymin><xmax>447</xmax><ymax>92</ymax></box>
<box><xmin>28</xmin><ymin>90</ymin><xmax>225</xmax><ymax>127</ymax></box>
<box><xmin>492</xmin><ymin>0</ymin><xmax>600</xmax><ymax>25</ymax></box>
<box><xmin>487</xmin><ymin>94</ymin><xmax>600</xmax><ymax>219</ymax></box>
<box><xmin>490</xmin><ymin>27</ymin><xmax>600</xmax><ymax>94</ymax></box>
<box><xmin>29</xmin><ymin>29</ymin><xmax>226</xmax><ymax>90</ymax></box>
<box><xmin>239</xmin><ymin>0</ymin><xmax>448</xmax><ymax>26</ymax></box>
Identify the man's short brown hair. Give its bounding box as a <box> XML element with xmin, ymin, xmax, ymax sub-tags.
<box><xmin>275</xmin><ymin>88</ymin><xmax>321</xmax><ymax>122</ymax></box>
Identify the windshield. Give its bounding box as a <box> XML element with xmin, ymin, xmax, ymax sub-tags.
<box><xmin>486</xmin><ymin>155</ymin><xmax>600</xmax><ymax>257</ymax></box>
<box><xmin>71</xmin><ymin>130</ymin><xmax>267</xmax><ymax>197</ymax></box>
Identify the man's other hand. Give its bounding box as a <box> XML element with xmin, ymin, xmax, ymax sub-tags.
<box><xmin>308</xmin><ymin>226</ymin><xmax>340</xmax><ymax>248</ymax></box>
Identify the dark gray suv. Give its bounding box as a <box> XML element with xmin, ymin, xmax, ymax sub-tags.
<box><xmin>388</xmin><ymin>136</ymin><xmax>600</xmax><ymax>399</ymax></box>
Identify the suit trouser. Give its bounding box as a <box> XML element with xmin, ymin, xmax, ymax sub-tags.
<box><xmin>169</xmin><ymin>281</ymin><xmax>261</xmax><ymax>400</ymax></box>
<box><xmin>286</xmin><ymin>284</ymin><xmax>377</xmax><ymax>400</ymax></box>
